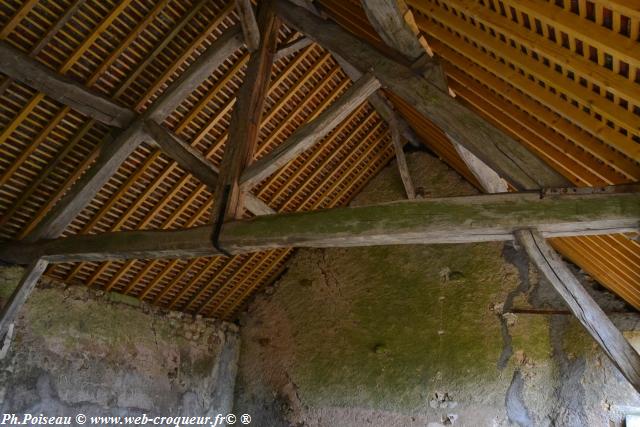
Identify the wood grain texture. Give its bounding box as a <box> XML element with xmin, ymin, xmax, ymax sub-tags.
<box><xmin>25</xmin><ymin>122</ymin><xmax>147</xmax><ymax>241</ymax></box>
<box><xmin>240</xmin><ymin>72</ymin><xmax>381</xmax><ymax>189</ymax></box>
<box><xmin>515</xmin><ymin>228</ymin><xmax>640</xmax><ymax>393</ymax></box>
<box><xmin>144</xmin><ymin>25</ymin><xmax>244</xmax><ymax>121</ymax></box>
<box><xmin>144</xmin><ymin>120</ymin><xmax>274</xmax><ymax>217</ymax></box>
<box><xmin>3</xmin><ymin>191</ymin><xmax>637</xmax><ymax>264</ymax></box>
<box><xmin>451</xmin><ymin>135</ymin><xmax>508</xmax><ymax>193</ymax></box>
<box><xmin>212</xmin><ymin>0</ymin><xmax>280</xmax><ymax>223</ymax></box>
<box><xmin>0</xmin><ymin>258</ymin><xmax>48</xmax><ymax>339</ymax></box>
<box><xmin>361</xmin><ymin>0</ymin><xmax>426</xmax><ymax>60</ymax></box>
<box><xmin>236</xmin><ymin>0</ymin><xmax>261</xmax><ymax>51</ymax></box>
<box><xmin>276</xmin><ymin>0</ymin><xmax>570</xmax><ymax>190</ymax></box>
<box><xmin>0</xmin><ymin>41</ymin><xmax>135</xmax><ymax>128</ymax></box>
<box><xmin>274</xmin><ymin>36</ymin><xmax>313</xmax><ymax>61</ymax></box>
<box><xmin>390</xmin><ymin>116</ymin><xmax>416</xmax><ymax>199</ymax></box>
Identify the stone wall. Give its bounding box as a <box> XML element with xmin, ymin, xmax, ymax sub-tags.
<box><xmin>0</xmin><ymin>268</ymin><xmax>239</xmax><ymax>425</ymax></box>
<box><xmin>233</xmin><ymin>151</ymin><xmax>640</xmax><ymax>427</ymax></box>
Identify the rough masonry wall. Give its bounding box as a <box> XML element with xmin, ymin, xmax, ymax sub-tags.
<box><xmin>233</xmin><ymin>151</ymin><xmax>640</xmax><ymax>427</ymax></box>
<box><xmin>0</xmin><ymin>268</ymin><xmax>239</xmax><ymax>423</ymax></box>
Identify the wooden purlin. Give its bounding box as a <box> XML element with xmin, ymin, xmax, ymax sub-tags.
<box><xmin>67</xmin><ymin>44</ymin><xmax>350</xmax><ymax>295</ymax></box>
<box><xmin>408</xmin><ymin>0</ymin><xmax>640</xmax><ymax>160</ymax></box>
<box><xmin>0</xmin><ymin>0</ymin><xmax>396</xmax><ymax>318</ymax></box>
<box><xmin>312</xmin><ymin>0</ymin><xmax>640</xmax><ymax>311</ymax></box>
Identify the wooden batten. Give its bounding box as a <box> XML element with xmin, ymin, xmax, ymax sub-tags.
<box><xmin>275</xmin><ymin>0</ymin><xmax>570</xmax><ymax>191</ymax></box>
<box><xmin>239</xmin><ymin>72</ymin><xmax>381</xmax><ymax>190</ymax></box>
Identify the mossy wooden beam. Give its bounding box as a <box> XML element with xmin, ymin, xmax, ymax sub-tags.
<box><xmin>516</xmin><ymin>228</ymin><xmax>640</xmax><ymax>393</ymax></box>
<box><xmin>2</xmin><ymin>190</ymin><xmax>637</xmax><ymax>264</ymax></box>
<box><xmin>275</xmin><ymin>0</ymin><xmax>569</xmax><ymax>190</ymax></box>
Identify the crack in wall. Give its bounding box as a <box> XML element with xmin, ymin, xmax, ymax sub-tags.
<box><xmin>506</xmin><ymin>369</ymin><xmax>534</xmax><ymax>427</ymax></box>
<box><xmin>498</xmin><ymin>242</ymin><xmax>531</xmax><ymax>370</ymax></box>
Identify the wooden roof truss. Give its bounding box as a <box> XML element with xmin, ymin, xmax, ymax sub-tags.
<box><xmin>0</xmin><ymin>0</ymin><xmax>639</xmax><ymax>391</ymax></box>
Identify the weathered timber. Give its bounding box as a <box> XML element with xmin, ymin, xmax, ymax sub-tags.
<box><xmin>0</xmin><ymin>41</ymin><xmax>135</xmax><ymax>128</ymax></box>
<box><xmin>359</xmin><ymin>0</ymin><xmax>447</xmax><ymax>89</ymax></box>
<box><xmin>332</xmin><ymin>53</ymin><xmax>422</xmax><ymax>147</ymax></box>
<box><xmin>3</xmin><ymin>191</ymin><xmax>637</xmax><ymax>264</ymax></box>
<box><xmin>390</xmin><ymin>116</ymin><xmax>416</xmax><ymax>199</ymax></box>
<box><xmin>212</xmin><ymin>0</ymin><xmax>280</xmax><ymax>223</ymax></box>
<box><xmin>145</xmin><ymin>25</ymin><xmax>244</xmax><ymax>121</ymax></box>
<box><xmin>0</xmin><ymin>258</ymin><xmax>48</xmax><ymax>339</ymax></box>
<box><xmin>243</xmin><ymin>193</ymin><xmax>276</xmax><ymax>216</ymax></box>
<box><xmin>360</xmin><ymin>0</ymin><xmax>426</xmax><ymax>60</ymax></box>
<box><xmin>26</xmin><ymin>122</ymin><xmax>147</xmax><ymax>241</ymax></box>
<box><xmin>276</xmin><ymin>0</ymin><xmax>569</xmax><ymax>190</ymax></box>
<box><xmin>235</xmin><ymin>0</ymin><xmax>260</xmax><ymax>51</ymax></box>
<box><xmin>515</xmin><ymin>228</ymin><xmax>640</xmax><ymax>393</ymax></box>
<box><xmin>144</xmin><ymin>120</ymin><xmax>274</xmax><ymax>216</ymax></box>
<box><xmin>240</xmin><ymin>72</ymin><xmax>381</xmax><ymax>189</ymax></box>
<box><xmin>145</xmin><ymin>120</ymin><xmax>220</xmax><ymax>188</ymax></box>
<box><xmin>25</xmin><ymin>25</ymin><xmax>243</xmax><ymax>241</ymax></box>
<box><xmin>451</xmin><ymin>134</ymin><xmax>508</xmax><ymax>193</ymax></box>
<box><xmin>274</xmin><ymin>36</ymin><xmax>313</xmax><ymax>61</ymax></box>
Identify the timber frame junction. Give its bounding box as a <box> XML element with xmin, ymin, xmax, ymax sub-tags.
<box><xmin>0</xmin><ymin>0</ymin><xmax>639</xmax><ymax>392</ymax></box>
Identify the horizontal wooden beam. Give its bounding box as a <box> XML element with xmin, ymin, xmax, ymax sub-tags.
<box><xmin>240</xmin><ymin>72</ymin><xmax>381</xmax><ymax>189</ymax></box>
<box><xmin>515</xmin><ymin>228</ymin><xmax>640</xmax><ymax>393</ymax></box>
<box><xmin>0</xmin><ymin>41</ymin><xmax>135</xmax><ymax>128</ymax></box>
<box><xmin>276</xmin><ymin>0</ymin><xmax>569</xmax><ymax>190</ymax></box>
<box><xmin>24</xmin><ymin>25</ymin><xmax>244</xmax><ymax>241</ymax></box>
<box><xmin>3</xmin><ymin>190</ymin><xmax>637</xmax><ymax>264</ymax></box>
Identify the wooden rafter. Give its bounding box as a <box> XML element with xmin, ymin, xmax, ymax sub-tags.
<box><xmin>3</xmin><ymin>189</ymin><xmax>638</xmax><ymax>264</ymax></box>
<box><xmin>239</xmin><ymin>72</ymin><xmax>381</xmax><ymax>190</ymax></box>
<box><xmin>144</xmin><ymin>120</ymin><xmax>274</xmax><ymax>216</ymax></box>
<box><xmin>23</xmin><ymin>25</ymin><xmax>244</xmax><ymax>242</ymax></box>
<box><xmin>515</xmin><ymin>228</ymin><xmax>640</xmax><ymax>393</ymax></box>
<box><xmin>389</xmin><ymin>115</ymin><xmax>416</xmax><ymax>199</ymax></box>
<box><xmin>275</xmin><ymin>0</ymin><xmax>569</xmax><ymax>191</ymax></box>
<box><xmin>0</xmin><ymin>41</ymin><xmax>135</xmax><ymax>128</ymax></box>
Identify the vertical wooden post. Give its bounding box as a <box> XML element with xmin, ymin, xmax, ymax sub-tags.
<box><xmin>515</xmin><ymin>228</ymin><xmax>640</xmax><ymax>393</ymax></box>
<box><xmin>211</xmin><ymin>0</ymin><xmax>280</xmax><ymax>235</ymax></box>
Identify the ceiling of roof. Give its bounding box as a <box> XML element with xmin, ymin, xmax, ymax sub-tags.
<box><xmin>0</xmin><ymin>0</ymin><xmax>638</xmax><ymax>317</ymax></box>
